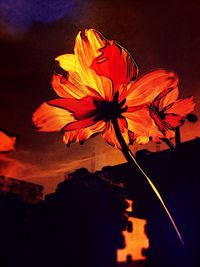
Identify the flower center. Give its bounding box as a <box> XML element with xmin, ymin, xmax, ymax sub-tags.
<box><xmin>94</xmin><ymin>92</ymin><xmax>127</xmax><ymax>121</ymax></box>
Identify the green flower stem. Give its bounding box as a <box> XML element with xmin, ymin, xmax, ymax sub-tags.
<box><xmin>111</xmin><ymin>117</ymin><xmax>184</xmax><ymax>247</ymax></box>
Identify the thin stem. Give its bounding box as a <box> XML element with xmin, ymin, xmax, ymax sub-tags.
<box><xmin>163</xmin><ymin>138</ymin><xmax>176</xmax><ymax>150</ymax></box>
<box><xmin>175</xmin><ymin>127</ymin><xmax>181</xmax><ymax>147</ymax></box>
<box><xmin>112</xmin><ymin>118</ymin><xmax>184</xmax><ymax>247</ymax></box>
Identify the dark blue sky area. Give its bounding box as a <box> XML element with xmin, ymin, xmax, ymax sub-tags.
<box><xmin>0</xmin><ymin>0</ymin><xmax>74</xmax><ymax>28</ymax></box>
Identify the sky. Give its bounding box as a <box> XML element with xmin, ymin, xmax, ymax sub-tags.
<box><xmin>0</xmin><ymin>0</ymin><xmax>200</xmax><ymax>194</ymax></box>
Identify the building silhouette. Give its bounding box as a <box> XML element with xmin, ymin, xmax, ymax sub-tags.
<box><xmin>0</xmin><ymin>177</ymin><xmax>43</xmax><ymax>267</ymax></box>
<box><xmin>0</xmin><ymin>137</ymin><xmax>200</xmax><ymax>267</ymax></box>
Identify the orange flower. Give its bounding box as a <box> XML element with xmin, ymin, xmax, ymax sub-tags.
<box><xmin>148</xmin><ymin>86</ymin><xmax>195</xmax><ymax>141</ymax></box>
<box><xmin>33</xmin><ymin>29</ymin><xmax>195</xmax><ymax>147</ymax></box>
<box><xmin>32</xmin><ymin>30</ymin><xmax>195</xmax><ymax>244</ymax></box>
<box><xmin>33</xmin><ymin>28</ymin><xmax>139</xmax><ymax>147</ymax></box>
<box><xmin>123</xmin><ymin>71</ymin><xmax>195</xmax><ymax>144</ymax></box>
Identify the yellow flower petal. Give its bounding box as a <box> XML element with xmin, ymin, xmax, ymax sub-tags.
<box><xmin>32</xmin><ymin>102</ymin><xmax>75</xmax><ymax>132</ymax></box>
<box><xmin>55</xmin><ymin>30</ymin><xmax>113</xmax><ymax>100</ymax></box>
<box><xmin>55</xmin><ymin>54</ymin><xmax>78</xmax><ymax>72</ymax></box>
<box><xmin>166</xmin><ymin>96</ymin><xmax>195</xmax><ymax>116</ymax></box>
<box><xmin>63</xmin><ymin>120</ymin><xmax>106</xmax><ymax>145</ymax></box>
<box><xmin>126</xmin><ymin>70</ymin><xmax>178</xmax><ymax>106</ymax></box>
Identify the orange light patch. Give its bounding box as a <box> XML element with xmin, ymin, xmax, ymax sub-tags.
<box><xmin>126</xmin><ymin>199</ymin><xmax>133</xmax><ymax>212</ymax></box>
<box><xmin>117</xmin><ymin>217</ymin><xmax>149</xmax><ymax>262</ymax></box>
<box><xmin>0</xmin><ymin>131</ymin><xmax>16</xmax><ymax>152</ymax></box>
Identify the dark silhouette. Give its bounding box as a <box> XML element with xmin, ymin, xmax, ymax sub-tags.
<box><xmin>0</xmin><ymin>137</ymin><xmax>200</xmax><ymax>267</ymax></box>
<box><xmin>0</xmin><ymin>177</ymin><xmax>43</xmax><ymax>267</ymax></box>
<box><xmin>22</xmin><ymin>168</ymin><xmax>129</xmax><ymax>267</ymax></box>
